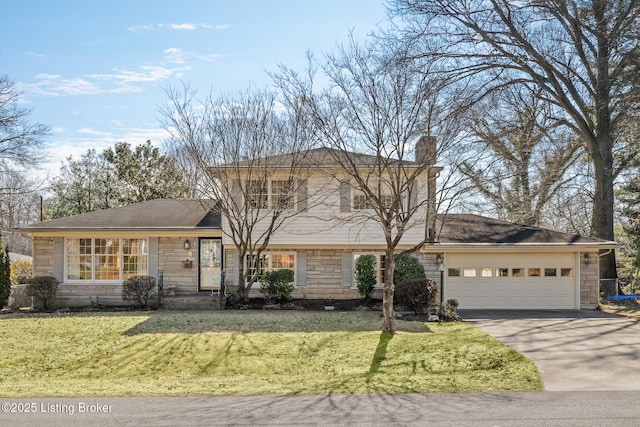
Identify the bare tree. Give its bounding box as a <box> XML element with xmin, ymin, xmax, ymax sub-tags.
<box><xmin>274</xmin><ymin>38</ymin><xmax>463</xmax><ymax>333</ymax></box>
<box><xmin>161</xmin><ymin>85</ymin><xmax>315</xmax><ymax>301</ymax></box>
<box><xmin>0</xmin><ymin>170</ymin><xmax>43</xmax><ymax>254</ymax></box>
<box><xmin>461</xmin><ymin>85</ymin><xmax>583</xmax><ymax>226</ymax></box>
<box><xmin>0</xmin><ymin>75</ymin><xmax>48</xmax><ymax>175</ymax></box>
<box><xmin>391</xmin><ymin>0</ymin><xmax>640</xmax><ymax>278</ymax></box>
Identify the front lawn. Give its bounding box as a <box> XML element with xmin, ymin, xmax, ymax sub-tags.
<box><xmin>0</xmin><ymin>310</ymin><xmax>543</xmax><ymax>397</ymax></box>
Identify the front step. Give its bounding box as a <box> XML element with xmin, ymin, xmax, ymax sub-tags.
<box><xmin>161</xmin><ymin>294</ymin><xmax>223</xmax><ymax>310</ymax></box>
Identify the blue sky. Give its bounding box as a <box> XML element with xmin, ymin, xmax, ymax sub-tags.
<box><xmin>1</xmin><ymin>0</ymin><xmax>389</xmax><ymax>178</ymax></box>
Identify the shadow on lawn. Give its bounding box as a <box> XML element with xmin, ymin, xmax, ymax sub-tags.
<box><xmin>123</xmin><ymin>310</ymin><xmax>432</xmax><ymax>335</ymax></box>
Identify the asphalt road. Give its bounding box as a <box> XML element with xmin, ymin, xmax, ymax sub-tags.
<box><xmin>1</xmin><ymin>392</ymin><xmax>638</xmax><ymax>426</ymax></box>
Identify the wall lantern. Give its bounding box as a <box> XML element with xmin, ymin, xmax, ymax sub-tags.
<box><xmin>184</xmin><ymin>239</ymin><xmax>191</xmax><ymax>250</ymax></box>
<box><xmin>584</xmin><ymin>253</ymin><xmax>592</xmax><ymax>265</ymax></box>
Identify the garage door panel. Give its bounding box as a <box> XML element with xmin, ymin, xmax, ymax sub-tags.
<box><xmin>445</xmin><ymin>252</ymin><xmax>577</xmax><ymax>309</ymax></box>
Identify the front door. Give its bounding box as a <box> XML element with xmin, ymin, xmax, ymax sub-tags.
<box><xmin>199</xmin><ymin>238</ymin><xmax>222</xmax><ymax>292</ymax></box>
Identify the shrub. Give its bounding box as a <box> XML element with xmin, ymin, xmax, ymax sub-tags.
<box><xmin>355</xmin><ymin>254</ymin><xmax>377</xmax><ymax>301</ymax></box>
<box><xmin>25</xmin><ymin>276</ymin><xmax>60</xmax><ymax>310</ymax></box>
<box><xmin>431</xmin><ymin>299</ymin><xmax>460</xmax><ymax>321</ymax></box>
<box><xmin>393</xmin><ymin>255</ymin><xmax>426</xmax><ymax>284</ymax></box>
<box><xmin>122</xmin><ymin>275</ymin><xmax>156</xmax><ymax>308</ymax></box>
<box><xmin>10</xmin><ymin>260</ymin><xmax>32</xmax><ymax>286</ymax></box>
<box><xmin>259</xmin><ymin>269</ymin><xmax>295</xmax><ymax>303</ymax></box>
<box><xmin>394</xmin><ymin>278</ymin><xmax>438</xmax><ymax>314</ymax></box>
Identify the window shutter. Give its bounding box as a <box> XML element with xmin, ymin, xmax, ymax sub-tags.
<box><xmin>339</xmin><ymin>181</ymin><xmax>351</xmax><ymax>212</ymax></box>
<box><xmin>148</xmin><ymin>237</ymin><xmax>159</xmax><ymax>279</ymax></box>
<box><xmin>342</xmin><ymin>252</ymin><xmax>353</xmax><ymax>287</ymax></box>
<box><xmin>232</xmin><ymin>252</ymin><xmax>240</xmax><ymax>286</ymax></box>
<box><xmin>53</xmin><ymin>237</ymin><xmax>64</xmax><ymax>282</ymax></box>
<box><xmin>296</xmin><ymin>179</ymin><xmax>308</xmax><ymax>212</ymax></box>
<box><xmin>231</xmin><ymin>180</ymin><xmax>242</xmax><ymax>209</ymax></box>
<box><xmin>296</xmin><ymin>251</ymin><xmax>307</xmax><ymax>286</ymax></box>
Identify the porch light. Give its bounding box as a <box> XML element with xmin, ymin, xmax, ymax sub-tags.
<box><xmin>584</xmin><ymin>253</ymin><xmax>591</xmax><ymax>265</ymax></box>
<box><xmin>184</xmin><ymin>239</ymin><xmax>191</xmax><ymax>250</ymax></box>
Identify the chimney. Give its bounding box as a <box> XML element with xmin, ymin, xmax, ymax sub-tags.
<box><xmin>415</xmin><ymin>134</ymin><xmax>438</xmax><ymax>242</ymax></box>
<box><xmin>415</xmin><ymin>134</ymin><xmax>437</xmax><ymax>166</ymax></box>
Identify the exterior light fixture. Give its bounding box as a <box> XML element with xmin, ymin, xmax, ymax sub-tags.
<box><xmin>437</xmin><ymin>255</ymin><xmax>445</xmax><ymax>272</ymax></box>
<box><xmin>584</xmin><ymin>253</ymin><xmax>591</xmax><ymax>265</ymax></box>
<box><xmin>437</xmin><ymin>254</ymin><xmax>445</xmax><ymax>306</ymax></box>
<box><xmin>184</xmin><ymin>239</ymin><xmax>191</xmax><ymax>250</ymax></box>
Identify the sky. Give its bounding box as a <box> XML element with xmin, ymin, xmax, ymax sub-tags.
<box><xmin>1</xmin><ymin>0</ymin><xmax>390</xmax><ymax>179</ymax></box>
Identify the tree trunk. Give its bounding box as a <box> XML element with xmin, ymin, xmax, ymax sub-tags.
<box><xmin>593</xmin><ymin>152</ymin><xmax>617</xmax><ymax>279</ymax></box>
<box><xmin>381</xmin><ymin>251</ymin><xmax>396</xmax><ymax>334</ymax></box>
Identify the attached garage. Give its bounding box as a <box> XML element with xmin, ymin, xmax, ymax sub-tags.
<box><xmin>444</xmin><ymin>252</ymin><xmax>579</xmax><ymax>309</ymax></box>
<box><xmin>425</xmin><ymin>214</ymin><xmax>619</xmax><ymax>310</ymax></box>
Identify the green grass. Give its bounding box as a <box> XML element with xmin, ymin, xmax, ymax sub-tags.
<box><xmin>0</xmin><ymin>310</ymin><xmax>543</xmax><ymax>397</ymax></box>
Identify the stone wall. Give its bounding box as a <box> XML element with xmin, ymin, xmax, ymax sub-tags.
<box><xmin>32</xmin><ymin>237</ymin><xmax>54</xmax><ymax>277</ymax></box>
<box><xmin>580</xmin><ymin>251</ymin><xmax>600</xmax><ymax>309</ymax></box>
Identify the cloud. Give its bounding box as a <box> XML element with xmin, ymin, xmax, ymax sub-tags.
<box><xmin>22</xmin><ymin>66</ymin><xmax>189</xmax><ymax>97</ymax></box>
<box><xmin>26</xmin><ymin>51</ymin><xmax>46</xmax><ymax>58</ymax></box>
<box><xmin>164</xmin><ymin>47</ymin><xmax>221</xmax><ymax>64</ymax></box>
<box><xmin>77</xmin><ymin>128</ymin><xmax>112</xmax><ymax>137</ymax></box>
<box><xmin>128</xmin><ymin>23</ymin><xmax>229</xmax><ymax>32</ymax></box>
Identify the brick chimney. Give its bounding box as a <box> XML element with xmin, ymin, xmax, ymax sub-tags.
<box><xmin>415</xmin><ymin>134</ymin><xmax>438</xmax><ymax>242</ymax></box>
<box><xmin>415</xmin><ymin>134</ymin><xmax>437</xmax><ymax>166</ymax></box>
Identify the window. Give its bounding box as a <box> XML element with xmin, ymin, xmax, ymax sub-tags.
<box><xmin>544</xmin><ymin>268</ymin><xmax>557</xmax><ymax>277</ymax></box>
<box><xmin>353</xmin><ymin>253</ymin><xmax>386</xmax><ymax>285</ymax></box>
<box><xmin>246</xmin><ymin>253</ymin><xmax>296</xmax><ymax>284</ymax></box>
<box><xmin>512</xmin><ymin>268</ymin><xmax>524</xmax><ymax>277</ymax></box>
<box><xmin>480</xmin><ymin>267</ymin><xmax>493</xmax><ymax>278</ymax></box>
<box><xmin>271</xmin><ymin>180</ymin><xmax>294</xmax><ymax>209</ymax></box>
<box><xmin>353</xmin><ymin>193</ymin><xmax>394</xmax><ymax>210</ymax></box>
<box><xmin>66</xmin><ymin>238</ymin><xmax>148</xmax><ymax>281</ymax></box>
<box><xmin>246</xmin><ymin>180</ymin><xmax>268</xmax><ymax>209</ymax></box>
<box><xmin>448</xmin><ymin>268</ymin><xmax>460</xmax><ymax>277</ymax></box>
<box><xmin>463</xmin><ymin>267</ymin><xmax>477</xmax><ymax>278</ymax></box>
<box><xmin>496</xmin><ymin>268</ymin><xmax>509</xmax><ymax>277</ymax></box>
<box><xmin>528</xmin><ymin>268</ymin><xmax>541</xmax><ymax>277</ymax></box>
<box><xmin>561</xmin><ymin>268</ymin><xmax>574</xmax><ymax>277</ymax></box>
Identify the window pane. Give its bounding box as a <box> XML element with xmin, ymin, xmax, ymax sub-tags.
<box><xmin>561</xmin><ymin>268</ymin><xmax>574</xmax><ymax>277</ymax></box>
<box><xmin>463</xmin><ymin>267</ymin><xmax>477</xmax><ymax>278</ymax></box>
<box><xmin>496</xmin><ymin>268</ymin><xmax>509</xmax><ymax>277</ymax></box>
<box><xmin>480</xmin><ymin>267</ymin><xmax>493</xmax><ymax>277</ymax></box>
<box><xmin>353</xmin><ymin>194</ymin><xmax>371</xmax><ymax>210</ymax></box>
<box><xmin>272</xmin><ymin>253</ymin><xmax>295</xmax><ymax>270</ymax></box>
<box><xmin>512</xmin><ymin>268</ymin><xmax>524</xmax><ymax>277</ymax></box>
<box><xmin>247</xmin><ymin>180</ymin><xmax>268</xmax><ymax>209</ymax></box>
<box><xmin>95</xmin><ymin>238</ymin><xmax>120</xmax><ymax>280</ymax></box>
<box><xmin>544</xmin><ymin>268</ymin><xmax>557</xmax><ymax>277</ymax></box>
<box><xmin>528</xmin><ymin>268</ymin><xmax>540</xmax><ymax>277</ymax></box>
<box><xmin>123</xmin><ymin>238</ymin><xmax>148</xmax><ymax>279</ymax></box>
<box><xmin>448</xmin><ymin>268</ymin><xmax>460</xmax><ymax>277</ymax></box>
<box><xmin>67</xmin><ymin>238</ymin><xmax>92</xmax><ymax>280</ymax></box>
<box><xmin>271</xmin><ymin>180</ymin><xmax>294</xmax><ymax>209</ymax></box>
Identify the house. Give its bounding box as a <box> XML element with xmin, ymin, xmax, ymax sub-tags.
<box><xmin>17</xmin><ymin>143</ymin><xmax>617</xmax><ymax>310</ymax></box>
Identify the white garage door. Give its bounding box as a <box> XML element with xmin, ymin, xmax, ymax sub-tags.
<box><xmin>445</xmin><ymin>253</ymin><xmax>578</xmax><ymax>309</ymax></box>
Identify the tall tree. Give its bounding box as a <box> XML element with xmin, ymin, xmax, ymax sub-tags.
<box><xmin>391</xmin><ymin>0</ymin><xmax>640</xmax><ymax>278</ymax></box>
<box><xmin>0</xmin><ymin>75</ymin><xmax>49</xmax><ymax>175</ymax></box>
<box><xmin>461</xmin><ymin>85</ymin><xmax>583</xmax><ymax>226</ymax></box>
<box><xmin>0</xmin><ymin>231</ymin><xmax>10</xmax><ymax>308</ymax></box>
<box><xmin>161</xmin><ymin>86</ymin><xmax>314</xmax><ymax>301</ymax></box>
<box><xmin>274</xmin><ymin>39</ymin><xmax>453</xmax><ymax>333</ymax></box>
<box><xmin>47</xmin><ymin>141</ymin><xmax>189</xmax><ymax>219</ymax></box>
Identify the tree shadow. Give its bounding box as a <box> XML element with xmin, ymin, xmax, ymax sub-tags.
<box><xmin>366</xmin><ymin>332</ymin><xmax>394</xmax><ymax>380</ymax></box>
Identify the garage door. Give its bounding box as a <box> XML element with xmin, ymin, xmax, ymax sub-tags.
<box><xmin>445</xmin><ymin>253</ymin><xmax>578</xmax><ymax>309</ymax></box>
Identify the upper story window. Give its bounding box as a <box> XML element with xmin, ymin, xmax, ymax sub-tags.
<box><xmin>66</xmin><ymin>237</ymin><xmax>148</xmax><ymax>282</ymax></box>
<box><xmin>271</xmin><ymin>180</ymin><xmax>294</xmax><ymax>209</ymax></box>
<box><xmin>246</xmin><ymin>179</ymin><xmax>296</xmax><ymax>210</ymax></box>
<box><xmin>353</xmin><ymin>192</ymin><xmax>394</xmax><ymax>210</ymax></box>
<box><xmin>246</xmin><ymin>180</ymin><xmax>268</xmax><ymax>209</ymax></box>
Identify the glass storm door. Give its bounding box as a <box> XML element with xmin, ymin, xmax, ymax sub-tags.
<box><xmin>199</xmin><ymin>238</ymin><xmax>222</xmax><ymax>291</ymax></box>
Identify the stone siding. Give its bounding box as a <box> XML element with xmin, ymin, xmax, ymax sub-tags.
<box><xmin>32</xmin><ymin>237</ymin><xmax>54</xmax><ymax>277</ymax></box>
<box><xmin>580</xmin><ymin>251</ymin><xmax>600</xmax><ymax>309</ymax></box>
<box><xmin>158</xmin><ymin>237</ymin><xmax>198</xmax><ymax>295</ymax></box>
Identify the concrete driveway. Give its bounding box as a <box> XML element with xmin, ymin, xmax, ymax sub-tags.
<box><xmin>459</xmin><ymin>310</ymin><xmax>640</xmax><ymax>391</ymax></box>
